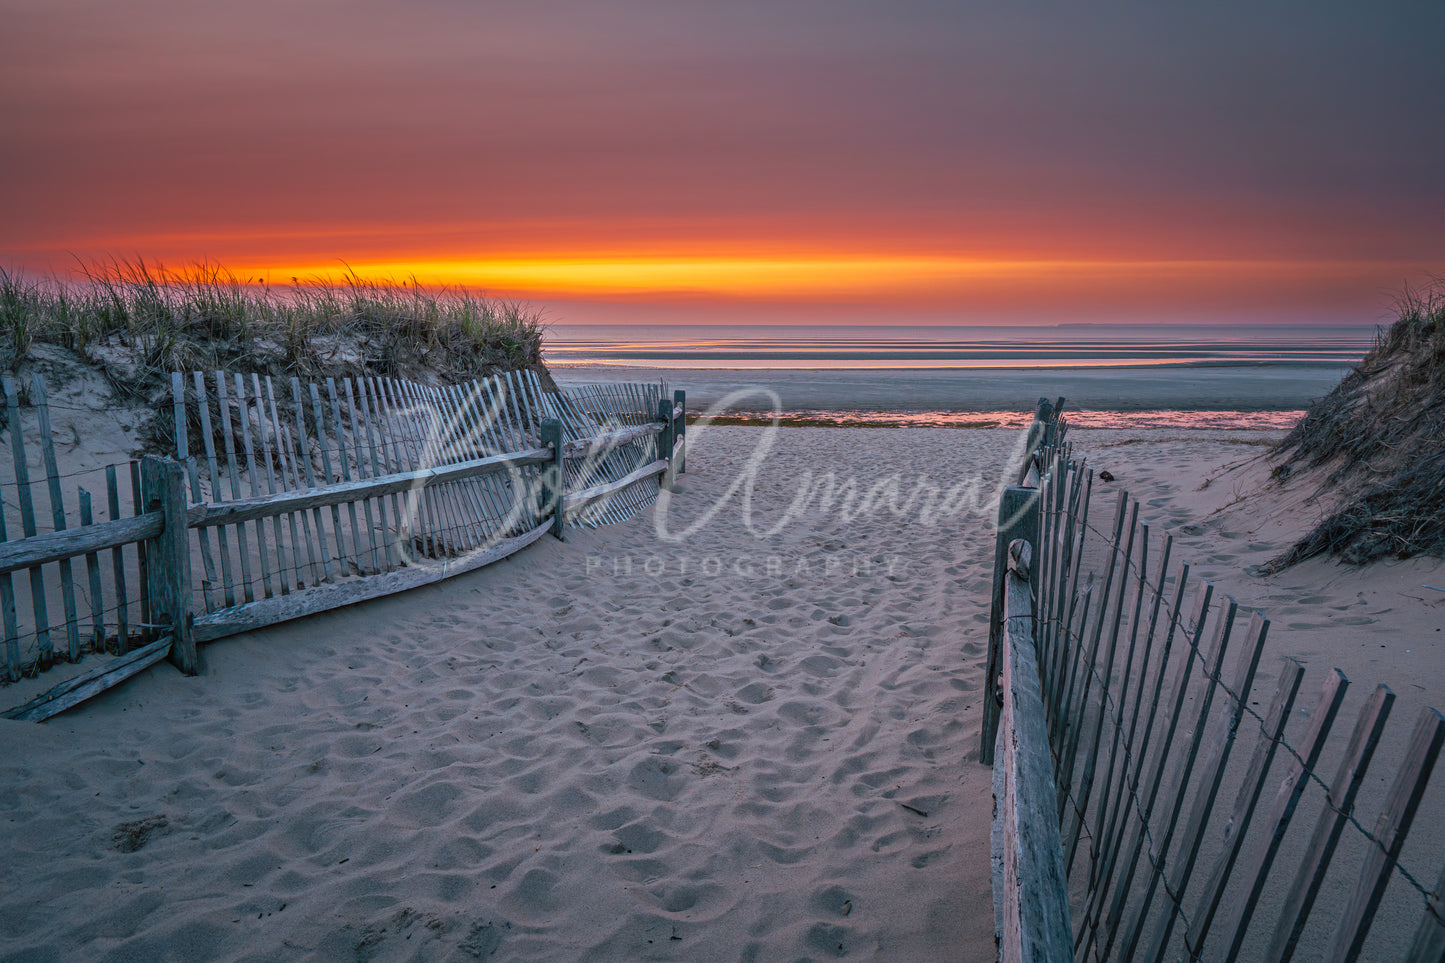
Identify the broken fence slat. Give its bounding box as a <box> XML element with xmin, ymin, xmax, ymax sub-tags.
<box><xmin>1</xmin><ymin>635</ymin><xmax>173</xmax><ymax>722</ymax></box>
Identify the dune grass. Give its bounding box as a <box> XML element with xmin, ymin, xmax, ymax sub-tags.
<box><xmin>1269</xmin><ymin>281</ymin><xmax>1445</xmax><ymax>566</ymax></box>
<box><xmin>0</xmin><ymin>260</ymin><xmax>549</xmax><ymax>391</ymax></box>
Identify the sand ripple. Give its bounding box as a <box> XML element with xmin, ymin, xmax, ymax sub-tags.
<box><xmin>0</xmin><ymin>427</ymin><xmax>1014</xmax><ymax>961</ymax></box>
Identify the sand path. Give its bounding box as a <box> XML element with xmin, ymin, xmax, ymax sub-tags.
<box><xmin>0</xmin><ymin>426</ymin><xmax>1018</xmax><ymax>962</ymax></box>
<box><xmin>4</xmin><ymin>425</ymin><xmax>1437</xmax><ymax>961</ymax></box>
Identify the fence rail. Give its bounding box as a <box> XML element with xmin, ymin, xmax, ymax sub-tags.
<box><xmin>0</xmin><ymin>370</ymin><xmax>685</xmax><ymax>721</ymax></box>
<box><xmin>988</xmin><ymin>400</ymin><xmax>1445</xmax><ymax>962</ymax></box>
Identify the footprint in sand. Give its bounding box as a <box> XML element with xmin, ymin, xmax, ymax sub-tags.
<box><xmin>755</xmin><ymin>654</ymin><xmax>783</xmax><ymax>672</ymax></box>
<box><xmin>805</xmin><ymin>921</ymin><xmax>853</xmax><ymax>957</ymax></box>
<box><xmin>627</xmin><ymin>757</ymin><xmax>683</xmax><ymax>801</ymax></box>
<box><xmin>611</xmin><ymin>822</ymin><xmax>668</xmax><ymax>855</ymax></box>
<box><xmin>810</xmin><ymin>884</ymin><xmax>858</xmax><ymax>918</ymax></box>
<box><xmin>800</xmin><ymin>655</ymin><xmax>843</xmax><ymax>677</ymax></box>
<box><xmin>736</xmin><ymin>682</ymin><xmax>775</xmax><ymax>704</ymax></box>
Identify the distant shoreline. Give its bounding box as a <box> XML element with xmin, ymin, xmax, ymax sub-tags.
<box><xmin>684</xmin><ymin>411</ymin><xmax>1300</xmax><ymax>430</ymax></box>
<box><xmin>546</xmin><ymin>358</ymin><xmax>1354</xmax><ymax>371</ymax></box>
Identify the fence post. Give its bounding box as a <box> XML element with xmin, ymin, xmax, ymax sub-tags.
<box><xmin>140</xmin><ymin>456</ymin><xmax>196</xmax><ymax>675</ymax></box>
<box><xmin>657</xmin><ymin>398</ymin><xmax>675</xmax><ymax>491</ymax></box>
<box><xmin>539</xmin><ymin>418</ymin><xmax>565</xmax><ymax>541</ymax></box>
<box><xmin>673</xmin><ymin>389</ymin><xmax>686</xmax><ymax>473</ymax></box>
<box><xmin>1041</xmin><ymin>396</ymin><xmax>1065</xmax><ymax>450</ymax></box>
<box><xmin>996</xmin><ymin>538</ymin><xmax>1073</xmax><ymax>962</ymax></box>
<box><xmin>982</xmin><ymin>483</ymin><xmax>1041</xmax><ymax>764</ymax></box>
<box><xmin>1015</xmin><ymin>400</ymin><xmax>1048</xmax><ymax>486</ymax></box>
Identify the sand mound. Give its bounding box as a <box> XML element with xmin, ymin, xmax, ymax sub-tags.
<box><xmin>1268</xmin><ymin>285</ymin><xmax>1445</xmax><ymax>568</ymax></box>
<box><xmin>1</xmin><ymin>263</ymin><xmax>555</xmax><ymax>458</ymax></box>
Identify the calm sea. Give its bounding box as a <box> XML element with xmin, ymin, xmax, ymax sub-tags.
<box><xmin>543</xmin><ymin>323</ymin><xmax>1375</xmax><ymax>430</ymax></box>
<box><xmin>544</xmin><ymin>323</ymin><xmax>1369</xmax><ymax>369</ymax></box>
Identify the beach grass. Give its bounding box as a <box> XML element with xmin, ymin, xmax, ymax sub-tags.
<box><xmin>0</xmin><ymin>259</ymin><xmax>548</xmax><ymax>390</ymax></box>
<box><xmin>1271</xmin><ymin>280</ymin><xmax>1444</xmax><ymax>565</ymax></box>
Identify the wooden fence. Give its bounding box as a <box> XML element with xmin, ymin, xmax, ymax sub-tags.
<box><xmin>0</xmin><ymin>370</ymin><xmax>685</xmax><ymax>721</ymax></box>
<box><xmin>987</xmin><ymin>401</ymin><xmax>1445</xmax><ymax>962</ymax></box>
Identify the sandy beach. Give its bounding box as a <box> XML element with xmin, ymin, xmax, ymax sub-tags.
<box><xmin>1</xmin><ymin>423</ymin><xmax>1440</xmax><ymax>961</ymax></box>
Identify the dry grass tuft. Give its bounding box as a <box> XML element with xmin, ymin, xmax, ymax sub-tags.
<box><xmin>1267</xmin><ymin>281</ymin><xmax>1445</xmax><ymax>568</ymax></box>
<box><xmin>1</xmin><ymin>260</ymin><xmax>554</xmax><ymax>454</ymax></box>
<box><xmin>0</xmin><ymin>259</ymin><xmax>549</xmax><ymax>389</ymax></box>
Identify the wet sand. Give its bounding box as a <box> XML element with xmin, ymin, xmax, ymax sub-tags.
<box><xmin>553</xmin><ymin>364</ymin><xmax>1354</xmax><ymax>414</ymax></box>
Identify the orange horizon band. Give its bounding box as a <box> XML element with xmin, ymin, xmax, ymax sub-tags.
<box><xmin>207</xmin><ymin>255</ymin><xmax>1406</xmax><ymax>300</ymax></box>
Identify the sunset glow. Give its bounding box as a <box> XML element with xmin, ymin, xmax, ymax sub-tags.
<box><xmin>2</xmin><ymin>1</ymin><xmax>1441</xmax><ymax>326</ymax></box>
<box><xmin>242</xmin><ymin>256</ymin><xmax>1409</xmax><ymax>303</ymax></box>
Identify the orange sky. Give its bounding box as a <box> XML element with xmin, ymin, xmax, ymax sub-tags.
<box><xmin>2</xmin><ymin>1</ymin><xmax>1441</xmax><ymax>326</ymax></box>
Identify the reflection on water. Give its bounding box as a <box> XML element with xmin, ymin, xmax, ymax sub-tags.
<box><xmin>544</xmin><ymin>328</ymin><xmax>1372</xmax><ymax>371</ymax></box>
<box><xmin>703</xmin><ymin>409</ymin><xmax>1302</xmax><ymax>430</ymax></box>
<box><xmin>549</xmin><ymin>325</ymin><xmax>1357</xmax><ymax>424</ymax></box>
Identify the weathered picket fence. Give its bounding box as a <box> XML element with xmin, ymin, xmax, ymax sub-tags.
<box><xmin>987</xmin><ymin>400</ymin><xmax>1445</xmax><ymax>962</ymax></box>
<box><xmin>0</xmin><ymin>370</ymin><xmax>685</xmax><ymax>721</ymax></box>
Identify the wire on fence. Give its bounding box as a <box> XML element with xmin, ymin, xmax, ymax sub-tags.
<box><xmin>1034</xmin><ymin>454</ymin><xmax>1445</xmax><ymax>960</ymax></box>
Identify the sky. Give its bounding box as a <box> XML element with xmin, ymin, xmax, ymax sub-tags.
<box><xmin>2</xmin><ymin>0</ymin><xmax>1443</xmax><ymax>327</ymax></box>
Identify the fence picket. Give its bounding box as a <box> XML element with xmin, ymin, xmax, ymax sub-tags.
<box><xmin>213</xmin><ymin>373</ymin><xmax>254</xmax><ymax>603</ymax></box>
<box><xmin>1090</xmin><ymin>536</ymin><xmax>1175</xmax><ymax>895</ymax></box>
<box><xmin>1048</xmin><ymin>467</ymin><xmax>1093</xmax><ymax>739</ymax></box>
<box><xmin>191</xmin><ymin>372</ymin><xmax>231</xmax><ymax>610</ymax></box>
<box><xmin>1405</xmin><ymin>859</ymin><xmax>1445</xmax><ymax>961</ymax></box>
<box><xmin>1114</xmin><ymin>596</ymin><xmax>1239</xmax><ymax>961</ymax></box>
<box><xmin>389</xmin><ymin>378</ymin><xmax>441</xmax><ymax>556</ymax></box>
<box><xmin>371</xmin><ymin>377</ymin><xmax>416</xmax><ymax>562</ymax></box>
<box><xmin>30</xmin><ymin>376</ymin><xmax>81</xmax><ymax>662</ymax></box>
<box><xmin>365</xmin><ymin>379</ymin><xmax>409</xmax><ymax>550</ymax></box>
<box><xmin>105</xmin><ymin>465</ymin><xmax>128</xmax><ymax>651</ymax></box>
<box><xmin>291</xmin><ymin>377</ymin><xmax>333</xmax><ymax>582</ymax></box>
<box><xmin>340</xmin><ymin>379</ymin><xmax>385</xmax><ymax>573</ymax></box>
<box><xmin>359</xmin><ymin>378</ymin><xmax>402</xmax><ymax>570</ymax></box>
<box><xmin>1211</xmin><ymin>669</ymin><xmax>1355</xmax><ymax>963</ymax></box>
<box><xmin>400</xmin><ymin>379</ymin><xmax>460</xmax><ymax>554</ymax></box>
<box><xmin>173</xmin><ymin>375</ymin><xmax>218</xmax><ymax>613</ymax></box>
<box><xmin>1328</xmin><ymin>708</ymin><xmax>1445</xmax><ymax>962</ymax></box>
<box><xmin>1080</xmin><ymin>552</ymin><xmax>1190</xmax><ymax>954</ymax></box>
<box><xmin>0</xmin><ymin>488</ymin><xmax>19</xmax><ymax>678</ymax></box>
<box><xmin>442</xmin><ymin>383</ymin><xmax>505</xmax><ymax>536</ymax></box>
<box><xmin>1058</xmin><ymin>492</ymin><xmax>1130</xmax><ymax>823</ymax></box>
<box><xmin>260</xmin><ymin>375</ymin><xmax>309</xmax><ymax>588</ymax></box>
<box><xmin>450</xmin><ymin>382</ymin><xmax>508</xmax><ymax>541</ymax></box>
<box><xmin>1094</xmin><ymin>580</ymin><xmax>1214</xmax><ymax>960</ymax></box>
<box><xmin>308</xmin><ymin>382</ymin><xmax>349</xmax><ymax>573</ymax></box>
<box><xmin>1039</xmin><ymin>455</ymin><xmax>1070</xmax><ymax>675</ymax></box>
<box><xmin>268</xmin><ymin>376</ymin><xmax>321</xmax><ymax>583</ymax></box>
<box><xmin>236</xmin><ymin>374</ymin><xmax>280</xmax><ymax>596</ymax></box>
<box><xmin>5</xmin><ymin>378</ymin><xmax>54</xmax><ymax>665</ymax></box>
<box><xmin>400</xmin><ymin>380</ymin><xmax>451</xmax><ymax>553</ymax></box>
<box><xmin>78</xmin><ymin>490</ymin><xmax>106</xmax><ymax>652</ymax></box>
<box><xmin>1141</xmin><ymin>611</ymin><xmax>1271</xmax><ymax>959</ymax></box>
<box><xmin>1077</xmin><ymin>518</ymin><xmax>1151</xmax><ymax>876</ymax></box>
<box><xmin>424</xmin><ymin>382</ymin><xmax>488</xmax><ymax>549</ymax></box>
<box><xmin>1184</xmin><ymin>657</ymin><xmax>1307</xmax><ymax>954</ymax></box>
<box><xmin>326</xmin><ymin>378</ymin><xmax>371</xmax><ymax>574</ymax></box>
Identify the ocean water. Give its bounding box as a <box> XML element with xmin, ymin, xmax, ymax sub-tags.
<box><xmin>544</xmin><ymin>323</ymin><xmax>1374</xmax><ymax>429</ymax></box>
<box><xmin>544</xmin><ymin>323</ymin><xmax>1371</xmax><ymax>369</ymax></box>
